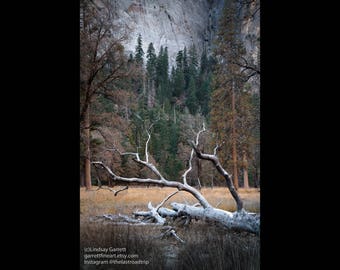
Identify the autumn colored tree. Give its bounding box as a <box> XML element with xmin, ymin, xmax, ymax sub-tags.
<box><xmin>210</xmin><ymin>0</ymin><xmax>244</xmax><ymax>189</ymax></box>
<box><xmin>210</xmin><ymin>0</ymin><xmax>260</xmax><ymax>189</ymax></box>
<box><xmin>80</xmin><ymin>0</ymin><xmax>131</xmax><ymax>190</ymax></box>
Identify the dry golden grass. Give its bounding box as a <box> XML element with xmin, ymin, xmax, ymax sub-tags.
<box><xmin>80</xmin><ymin>186</ymin><xmax>260</xmax><ymax>270</ymax></box>
<box><xmin>80</xmin><ymin>186</ymin><xmax>260</xmax><ymax>220</ymax></box>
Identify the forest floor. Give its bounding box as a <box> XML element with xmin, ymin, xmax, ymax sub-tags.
<box><xmin>80</xmin><ymin>187</ymin><xmax>260</xmax><ymax>270</ymax></box>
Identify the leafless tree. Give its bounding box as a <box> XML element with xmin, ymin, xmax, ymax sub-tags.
<box><xmin>93</xmin><ymin>124</ymin><xmax>259</xmax><ymax>234</ymax></box>
<box><xmin>80</xmin><ymin>0</ymin><xmax>134</xmax><ymax>189</ymax></box>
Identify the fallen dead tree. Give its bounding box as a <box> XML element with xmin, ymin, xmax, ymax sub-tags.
<box><xmin>92</xmin><ymin>124</ymin><xmax>259</xmax><ymax>235</ymax></box>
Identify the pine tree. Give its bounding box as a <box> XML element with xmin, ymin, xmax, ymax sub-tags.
<box><xmin>172</xmin><ymin>50</ymin><xmax>185</xmax><ymax>99</ymax></box>
<box><xmin>197</xmin><ymin>47</ymin><xmax>212</xmax><ymax>116</ymax></box>
<box><xmin>146</xmin><ymin>42</ymin><xmax>156</xmax><ymax>76</ymax></box>
<box><xmin>176</xmin><ymin>50</ymin><xmax>183</xmax><ymax>71</ymax></box>
<box><xmin>188</xmin><ymin>44</ymin><xmax>198</xmax><ymax>79</ymax></box>
<box><xmin>173</xmin><ymin>68</ymin><xmax>185</xmax><ymax>98</ymax></box>
<box><xmin>134</xmin><ymin>34</ymin><xmax>145</xmax><ymax>97</ymax></box>
<box><xmin>183</xmin><ymin>47</ymin><xmax>189</xmax><ymax>90</ymax></box>
<box><xmin>186</xmin><ymin>76</ymin><xmax>198</xmax><ymax>114</ymax></box>
<box><xmin>209</xmin><ymin>0</ymin><xmax>260</xmax><ymax>189</ymax></box>
<box><xmin>210</xmin><ymin>0</ymin><xmax>245</xmax><ymax>189</ymax></box>
<box><xmin>135</xmin><ymin>33</ymin><xmax>144</xmax><ymax>66</ymax></box>
<box><xmin>155</xmin><ymin>46</ymin><xmax>169</xmax><ymax>105</ymax></box>
<box><xmin>146</xmin><ymin>42</ymin><xmax>157</xmax><ymax>107</ymax></box>
<box><xmin>237</xmin><ymin>87</ymin><xmax>255</xmax><ymax>189</ymax></box>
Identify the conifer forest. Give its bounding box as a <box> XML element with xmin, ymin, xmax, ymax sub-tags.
<box><xmin>80</xmin><ymin>1</ymin><xmax>260</xmax><ymax>269</ymax></box>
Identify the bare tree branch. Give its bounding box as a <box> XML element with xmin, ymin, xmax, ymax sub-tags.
<box><xmin>169</xmin><ymin>229</ymin><xmax>185</xmax><ymax>243</ymax></box>
<box><xmin>113</xmin><ymin>186</ymin><xmax>128</xmax><ymax>196</ymax></box>
<box><xmin>91</xmin><ymin>124</ymin><xmax>260</xmax><ymax>234</ymax></box>
<box><xmin>155</xmin><ymin>191</ymin><xmax>179</xmax><ymax>211</ymax></box>
<box><xmin>94</xmin><ymin>183</ymin><xmax>128</xmax><ymax>196</ymax></box>
<box><xmin>147</xmin><ymin>202</ymin><xmax>166</xmax><ymax>224</ymax></box>
<box><xmin>92</xmin><ymin>161</ymin><xmax>212</xmax><ymax>209</ymax></box>
<box><xmin>156</xmin><ymin>226</ymin><xmax>185</xmax><ymax>243</ymax></box>
<box><xmin>230</xmin><ymin>56</ymin><xmax>260</xmax><ymax>75</ymax></box>
<box><xmin>190</xmin><ymin>137</ymin><xmax>244</xmax><ymax>211</ymax></box>
<box><xmin>182</xmin><ymin>123</ymin><xmax>206</xmax><ymax>185</ymax></box>
<box><xmin>109</xmin><ymin>146</ymin><xmax>165</xmax><ymax>180</ymax></box>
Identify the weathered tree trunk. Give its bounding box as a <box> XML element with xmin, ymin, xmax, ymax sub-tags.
<box><xmin>92</xmin><ymin>125</ymin><xmax>259</xmax><ymax>234</ymax></box>
<box><xmin>231</xmin><ymin>81</ymin><xmax>239</xmax><ymax>189</ymax></box>
<box><xmin>191</xmin><ymin>143</ymin><xmax>243</xmax><ymax>211</ymax></box>
<box><xmin>94</xmin><ymin>159</ymin><xmax>259</xmax><ymax>234</ymax></box>
<box><xmin>84</xmin><ymin>105</ymin><xmax>92</xmax><ymax>190</ymax></box>
<box><xmin>80</xmin><ymin>169</ymin><xmax>85</xmax><ymax>187</ymax></box>
<box><xmin>243</xmin><ymin>150</ymin><xmax>249</xmax><ymax>189</ymax></box>
<box><xmin>171</xmin><ymin>203</ymin><xmax>259</xmax><ymax>234</ymax></box>
<box><xmin>254</xmin><ymin>167</ymin><xmax>259</xmax><ymax>188</ymax></box>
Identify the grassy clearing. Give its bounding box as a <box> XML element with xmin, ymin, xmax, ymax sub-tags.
<box><xmin>80</xmin><ymin>186</ymin><xmax>260</xmax><ymax>219</ymax></box>
<box><xmin>80</xmin><ymin>186</ymin><xmax>260</xmax><ymax>270</ymax></box>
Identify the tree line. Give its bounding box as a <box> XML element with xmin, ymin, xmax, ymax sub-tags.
<box><xmin>80</xmin><ymin>0</ymin><xmax>260</xmax><ymax>190</ymax></box>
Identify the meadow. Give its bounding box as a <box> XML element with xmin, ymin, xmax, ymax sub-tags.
<box><xmin>80</xmin><ymin>187</ymin><xmax>260</xmax><ymax>270</ymax></box>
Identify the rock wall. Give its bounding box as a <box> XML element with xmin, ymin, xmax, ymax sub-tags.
<box><xmin>112</xmin><ymin>0</ymin><xmax>224</xmax><ymax>67</ymax></box>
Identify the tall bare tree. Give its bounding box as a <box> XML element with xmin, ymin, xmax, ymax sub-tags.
<box><xmin>80</xmin><ymin>0</ymin><xmax>131</xmax><ymax>190</ymax></box>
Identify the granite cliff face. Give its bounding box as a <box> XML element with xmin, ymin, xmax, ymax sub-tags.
<box><xmin>110</xmin><ymin>0</ymin><xmax>259</xmax><ymax>71</ymax></box>
<box><xmin>112</xmin><ymin>0</ymin><xmax>224</xmax><ymax>66</ymax></box>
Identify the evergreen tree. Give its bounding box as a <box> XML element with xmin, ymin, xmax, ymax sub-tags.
<box><xmin>173</xmin><ymin>68</ymin><xmax>185</xmax><ymax>98</ymax></box>
<box><xmin>197</xmin><ymin>74</ymin><xmax>212</xmax><ymax>116</ymax></box>
<box><xmin>134</xmin><ymin>34</ymin><xmax>145</xmax><ymax>97</ymax></box>
<box><xmin>173</xmin><ymin>50</ymin><xmax>185</xmax><ymax>98</ymax></box>
<box><xmin>135</xmin><ymin>33</ymin><xmax>144</xmax><ymax>66</ymax></box>
<box><xmin>196</xmin><ymin>47</ymin><xmax>212</xmax><ymax>116</ymax></box>
<box><xmin>156</xmin><ymin>46</ymin><xmax>170</xmax><ymax>105</ymax></box>
<box><xmin>237</xmin><ymin>87</ymin><xmax>255</xmax><ymax>189</ymax></box>
<box><xmin>183</xmin><ymin>47</ymin><xmax>190</xmax><ymax>89</ymax></box>
<box><xmin>176</xmin><ymin>50</ymin><xmax>183</xmax><ymax>71</ymax></box>
<box><xmin>186</xmin><ymin>76</ymin><xmax>198</xmax><ymax>114</ymax></box>
<box><xmin>188</xmin><ymin>44</ymin><xmax>198</xmax><ymax>79</ymax></box>
<box><xmin>210</xmin><ymin>0</ymin><xmax>244</xmax><ymax>189</ymax></box>
<box><xmin>128</xmin><ymin>53</ymin><xmax>134</xmax><ymax>64</ymax></box>
<box><xmin>146</xmin><ymin>42</ymin><xmax>157</xmax><ymax>107</ymax></box>
<box><xmin>146</xmin><ymin>42</ymin><xmax>156</xmax><ymax>77</ymax></box>
<box><xmin>209</xmin><ymin>0</ymin><xmax>260</xmax><ymax>189</ymax></box>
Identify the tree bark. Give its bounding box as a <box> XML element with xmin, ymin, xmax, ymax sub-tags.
<box><xmin>80</xmin><ymin>169</ymin><xmax>85</xmax><ymax>187</ymax></box>
<box><xmin>254</xmin><ymin>167</ymin><xmax>258</xmax><ymax>188</ymax></box>
<box><xmin>243</xmin><ymin>150</ymin><xmax>249</xmax><ymax>189</ymax></box>
<box><xmin>231</xmin><ymin>81</ymin><xmax>239</xmax><ymax>189</ymax></box>
<box><xmin>191</xmin><ymin>143</ymin><xmax>243</xmax><ymax>211</ymax></box>
<box><xmin>84</xmin><ymin>105</ymin><xmax>92</xmax><ymax>190</ymax></box>
<box><xmin>171</xmin><ymin>203</ymin><xmax>259</xmax><ymax>234</ymax></box>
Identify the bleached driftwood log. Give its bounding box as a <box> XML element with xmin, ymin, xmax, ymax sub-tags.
<box><xmin>93</xmin><ymin>124</ymin><xmax>260</xmax><ymax>235</ymax></box>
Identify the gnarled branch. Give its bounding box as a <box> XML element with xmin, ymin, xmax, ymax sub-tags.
<box><xmin>92</xmin><ymin>161</ymin><xmax>212</xmax><ymax>209</ymax></box>
<box><xmin>190</xmin><ymin>142</ymin><xmax>243</xmax><ymax>211</ymax></box>
<box><xmin>92</xmin><ymin>124</ymin><xmax>259</xmax><ymax>234</ymax></box>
